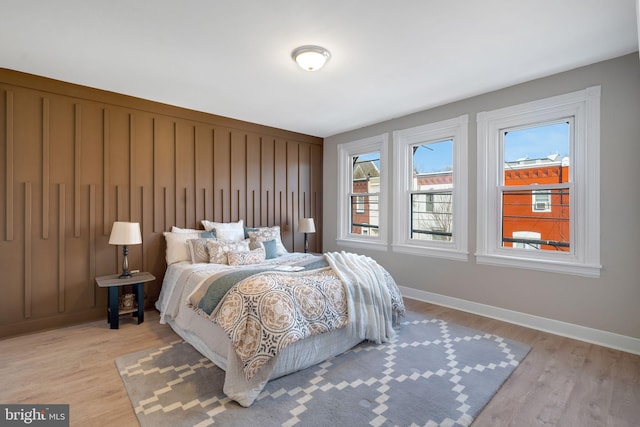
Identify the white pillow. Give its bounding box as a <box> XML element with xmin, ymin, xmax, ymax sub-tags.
<box><xmin>171</xmin><ymin>226</ymin><xmax>202</xmax><ymax>233</ymax></box>
<box><xmin>163</xmin><ymin>231</ymin><xmax>201</xmax><ymax>264</ymax></box>
<box><xmin>201</xmin><ymin>219</ymin><xmax>244</xmax><ymax>242</ymax></box>
<box><xmin>248</xmin><ymin>226</ymin><xmax>287</xmax><ymax>256</ymax></box>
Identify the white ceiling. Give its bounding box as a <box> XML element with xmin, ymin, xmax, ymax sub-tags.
<box><xmin>2</xmin><ymin>0</ymin><xmax>638</xmax><ymax>138</ymax></box>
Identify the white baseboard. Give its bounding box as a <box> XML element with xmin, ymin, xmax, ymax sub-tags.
<box><xmin>400</xmin><ymin>286</ymin><xmax>640</xmax><ymax>356</ymax></box>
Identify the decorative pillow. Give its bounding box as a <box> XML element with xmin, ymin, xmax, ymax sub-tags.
<box><xmin>258</xmin><ymin>239</ymin><xmax>278</xmax><ymax>259</ymax></box>
<box><xmin>228</xmin><ymin>247</ymin><xmax>266</xmax><ymax>266</ymax></box>
<box><xmin>248</xmin><ymin>226</ymin><xmax>287</xmax><ymax>256</ymax></box>
<box><xmin>201</xmin><ymin>219</ymin><xmax>244</xmax><ymax>242</ymax></box>
<box><xmin>187</xmin><ymin>238</ymin><xmax>214</xmax><ymax>263</ymax></box>
<box><xmin>163</xmin><ymin>231</ymin><xmax>201</xmax><ymax>264</ymax></box>
<box><xmin>206</xmin><ymin>239</ymin><xmax>250</xmax><ymax>265</ymax></box>
<box><xmin>244</xmin><ymin>227</ymin><xmax>258</xmax><ymax>239</ymax></box>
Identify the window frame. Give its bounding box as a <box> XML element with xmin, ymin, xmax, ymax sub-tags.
<box><xmin>337</xmin><ymin>133</ymin><xmax>389</xmax><ymax>250</ymax></box>
<box><xmin>392</xmin><ymin>115</ymin><xmax>469</xmax><ymax>260</ymax></box>
<box><xmin>476</xmin><ymin>86</ymin><xmax>601</xmax><ymax>277</ymax></box>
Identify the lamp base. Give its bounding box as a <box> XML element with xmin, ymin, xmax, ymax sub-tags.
<box><xmin>118</xmin><ymin>245</ymin><xmax>131</xmax><ymax>279</ymax></box>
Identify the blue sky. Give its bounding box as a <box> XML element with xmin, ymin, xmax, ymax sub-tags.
<box><xmin>503</xmin><ymin>122</ymin><xmax>569</xmax><ymax>163</ymax></box>
<box><xmin>413</xmin><ymin>122</ymin><xmax>570</xmax><ymax>173</ymax></box>
<box><xmin>414</xmin><ymin>140</ymin><xmax>453</xmax><ymax>173</ymax></box>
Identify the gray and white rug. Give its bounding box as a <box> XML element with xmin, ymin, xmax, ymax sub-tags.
<box><xmin>116</xmin><ymin>311</ymin><xmax>530</xmax><ymax>426</ymax></box>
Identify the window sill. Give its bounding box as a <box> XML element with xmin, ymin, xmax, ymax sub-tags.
<box><xmin>392</xmin><ymin>243</ymin><xmax>468</xmax><ymax>261</ymax></box>
<box><xmin>336</xmin><ymin>238</ymin><xmax>388</xmax><ymax>252</ymax></box>
<box><xmin>475</xmin><ymin>253</ymin><xmax>601</xmax><ymax>278</ymax></box>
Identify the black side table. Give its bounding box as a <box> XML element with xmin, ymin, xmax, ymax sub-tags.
<box><xmin>95</xmin><ymin>272</ymin><xmax>155</xmax><ymax>329</ymax></box>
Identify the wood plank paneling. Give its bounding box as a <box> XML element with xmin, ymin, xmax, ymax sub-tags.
<box><xmin>261</xmin><ymin>138</ymin><xmax>275</xmax><ymax>226</ymax></box>
<box><xmin>230</xmin><ymin>131</ymin><xmax>246</xmax><ymax>223</ymax></box>
<box><xmin>5</xmin><ymin>90</ymin><xmax>13</xmax><ymax>241</ymax></box>
<box><xmin>74</xmin><ymin>103</ymin><xmax>81</xmax><ymax>237</ymax></box>
<box><xmin>195</xmin><ymin>126</ymin><xmax>213</xmax><ymax>224</ymax></box>
<box><xmin>42</xmin><ymin>98</ymin><xmax>49</xmax><ymax>239</ymax></box>
<box><xmin>310</xmin><ymin>143</ymin><xmax>323</xmax><ymax>250</ymax></box>
<box><xmin>89</xmin><ymin>184</ymin><xmax>96</xmax><ymax>307</ymax></box>
<box><xmin>246</xmin><ymin>134</ymin><xmax>261</xmax><ymax>227</ymax></box>
<box><xmin>285</xmin><ymin>141</ymin><xmax>299</xmax><ymax>250</ymax></box>
<box><xmin>24</xmin><ymin>182</ymin><xmax>32</xmax><ymax>319</ymax></box>
<box><xmin>0</xmin><ymin>68</ymin><xmax>322</xmax><ymax>338</ymax></box>
<box><xmin>214</xmin><ymin>128</ymin><xmax>231</xmax><ymax>222</ymax></box>
<box><xmin>174</xmin><ymin>122</ymin><xmax>195</xmax><ymax>229</ymax></box>
<box><xmin>153</xmin><ymin>118</ymin><xmax>175</xmax><ymax>232</ymax></box>
<box><xmin>58</xmin><ymin>183</ymin><xmax>65</xmax><ymax>313</ymax></box>
<box><xmin>103</xmin><ymin>108</ymin><xmax>110</xmax><ymax>235</ymax></box>
<box><xmin>274</xmin><ymin>139</ymin><xmax>287</xmax><ymax>228</ymax></box>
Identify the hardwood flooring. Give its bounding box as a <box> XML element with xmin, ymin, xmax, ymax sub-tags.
<box><xmin>0</xmin><ymin>298</ymin><xmax>638</xmax><ymax>426</ymax></box>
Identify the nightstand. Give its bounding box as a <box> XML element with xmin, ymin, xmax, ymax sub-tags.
<box><xmin>95</xmin><ymin>272</ymin><xmax>155</xmax><ymax>329</ymax></box>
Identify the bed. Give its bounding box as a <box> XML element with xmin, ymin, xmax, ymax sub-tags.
<box><xmin>155</xmin><ymin>222</ymin><xmax>405</xmax><ymax>407</ymax></box>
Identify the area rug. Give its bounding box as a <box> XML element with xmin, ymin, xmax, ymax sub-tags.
<box><xmin>115</xmin><ymin>311</ymin><xmax>530</xmax><ymax>426</ymax></box>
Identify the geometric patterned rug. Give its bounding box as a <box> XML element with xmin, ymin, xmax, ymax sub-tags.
<box><xmin>115</xmin><ymin>311</ymin><xmax>530</xmax><ymax>427</ymax></box>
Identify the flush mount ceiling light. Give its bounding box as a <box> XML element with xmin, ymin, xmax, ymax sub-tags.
<box><xmin>291</xmin><ymin>45</ymin><xmax>331</xmax><ymax>71</ymax></box>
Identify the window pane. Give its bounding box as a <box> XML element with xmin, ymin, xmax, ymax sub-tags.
<box><xmin>502</xmin><ymin>188</ymin><xmax>570</xmax><ymax>251</ymax></box>
<box><xmin>351</xmin><ymin>152</ymin><xmax>380</xmax><ymax>235</ymax></box>
<box><xmin>503</xmin><ymin>122</ymin><xmax>570</xmax><ymax>186</ymax></box>
<box><xmin>411</xmin><ymin>192</ymin><xmax>453</xmax><ymax>241</ymax></box>
<box><xmin>412</xmin><ymin>140</ymin><xmax>453</xmax><ymax>191</ymax></box>
<box><xmin>351</xmin><ymin>195</ymin><xmax>379</xmax><ymax>235</ymax></box>
<box><xmin>352</xmin><ymin>152</ymin><xmax>380</xmax><ymax>193</ymax></box>
<box><xmin>411</xmin><ymin>140</ymin><xmax>453</xmax><ymax>241</ymax></box>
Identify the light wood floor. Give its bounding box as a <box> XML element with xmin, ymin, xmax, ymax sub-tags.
<box><xmin>1</xmin><ymin>299</ymin><xmax>638</xmax><ymax>426</ymax></box>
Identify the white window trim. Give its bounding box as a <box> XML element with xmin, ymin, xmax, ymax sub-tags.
<box><xmin>336</xmin><ymin>133</ymin><xmax>389</xmax><ymax>251</ymax></box>
<box><xmin>392</xmin><ymin>115</ymin><xmax>469</xmax><ymax>261</ymax></box>
<box><xmin>476</xmin><ymin>86</ymin><xmax>601</xmax><ymax>277</ymax></box>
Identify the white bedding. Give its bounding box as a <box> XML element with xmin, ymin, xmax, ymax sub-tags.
<box><xmin>155</xmin><ymin>253</ymin><xmax>365</xmax><ymax>406</ymax></box>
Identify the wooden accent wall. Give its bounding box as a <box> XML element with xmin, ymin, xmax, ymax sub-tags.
<box><xmin>0</xmin><ymin>69</ymin><xmax>323</xmax><ymax>338</ymax></box>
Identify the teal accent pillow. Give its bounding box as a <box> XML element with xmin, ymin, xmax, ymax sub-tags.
<box><xmin>244</xmin><ymin>227</ymin><xmax>258</xmax><ymax>239</ymax></box>
<box><xmin>201</xmin><ymin>230</ymin><xmax>216</xmax><ymax>239</ymax></box>
<box><xmin>262</xmin><ymin>239</ymin><xmax>278</xmax><ymax>259</ymax></box>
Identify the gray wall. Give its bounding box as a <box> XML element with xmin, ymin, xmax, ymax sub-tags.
<box><xmin>323</xmin><ymin>53</ymin><xmax>640</xmax><ymax>339</ymax></box>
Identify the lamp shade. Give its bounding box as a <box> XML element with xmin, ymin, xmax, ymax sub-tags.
<box><xmin>298</xmin><ymin>218</ymin><xmax>316</xmax><ymax>233</ymax></box>
<box><xmin>108</xmin><ymin>222</ymin><xmax>142</xmax><ymax>245</ymax></box>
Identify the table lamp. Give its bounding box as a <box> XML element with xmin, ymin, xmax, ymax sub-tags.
<box><xmin>108</xmin><ymin>221</ymin><xmax>142</xmax><ymax>278</ymax></box>
<box><xmin>298</xmin><ymin>218</ymin><xmax>316</xmax><ymax>253</ymax></box>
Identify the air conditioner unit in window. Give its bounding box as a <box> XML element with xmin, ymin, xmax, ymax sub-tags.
<box><xmin>535</xmin><ymin>202</ymin><xmax>548</xmax><ymax>211</ymax></box>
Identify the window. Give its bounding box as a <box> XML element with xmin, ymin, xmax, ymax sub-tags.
<box><xmin>532</xmin><ymin>190</ymin><xmax>551</xmax><ymax>213</ymax></box>
<box><xmin>392</xmin><ymin>115</ymin><xmax>468</xmax><ymax>260</ymax></box>
<box><xmin>502</xmin><ymin>123</ymin><xmax>569</xmax><ymax>251</ymax></box>
<box><xmin>476</xmin><ymin>86</ymin><xmax>601</xmax><ymax>277</ymax></box>
<box><xmin>337</xmin><ymin>134</ymin><xmax>388</xmax><ymax>250</ymax></box>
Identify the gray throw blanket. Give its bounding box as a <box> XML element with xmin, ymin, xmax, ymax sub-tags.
<box><xmin>325</xmin><ymin>251</ymin><xmax>405</xmax><ymax>343</ymax></box>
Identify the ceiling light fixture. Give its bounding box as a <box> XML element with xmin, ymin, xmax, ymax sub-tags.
<box><xmin>291</xmin><ymin>45</ymin><xmax>331</xmax><ymax>71</ymax></box>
